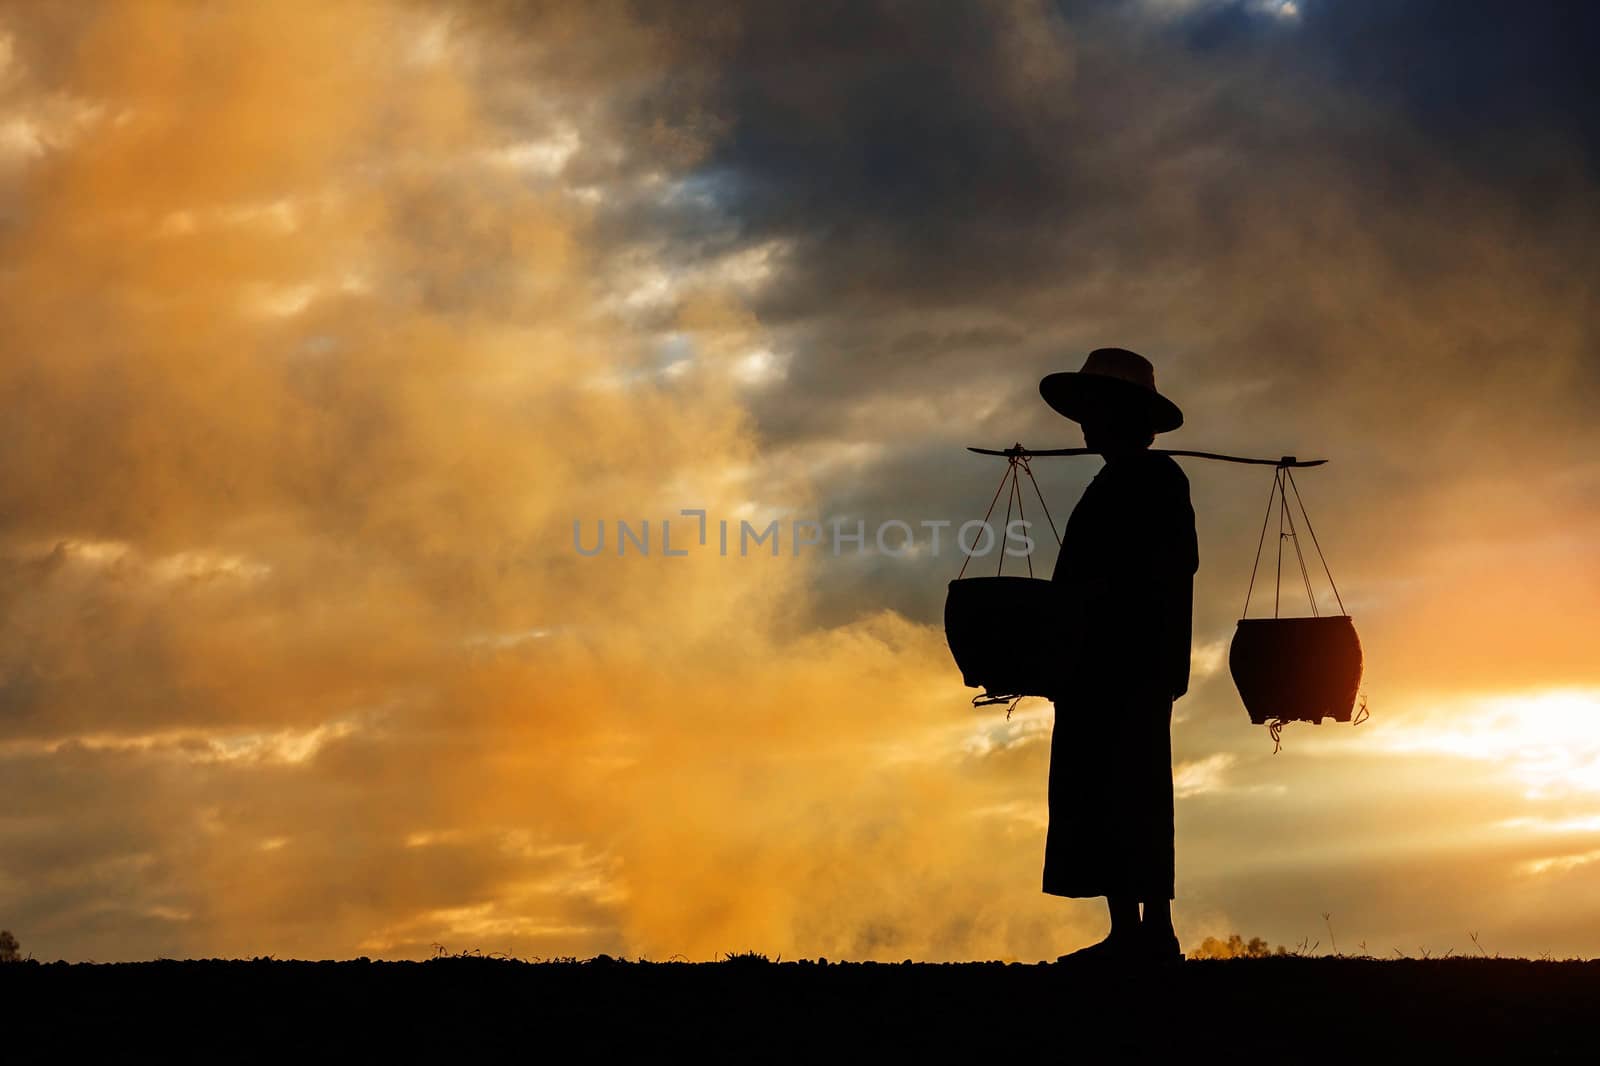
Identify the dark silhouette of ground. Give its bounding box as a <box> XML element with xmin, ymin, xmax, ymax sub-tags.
<box><xmin>5</xmin><ymin>956</ymin><xmax>1599</xmax><ymax>1060</ymax></box>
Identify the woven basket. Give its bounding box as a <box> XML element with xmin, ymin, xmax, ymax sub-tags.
<box><xmin>944</xmin><ymin>576</ymin><xmax>1065</xmax><ymax>702</ymax></box>
<box><xmin>1229</xmin><ymin>616</ymin><xmax>1363</xmax><ymax>724</ymax></box>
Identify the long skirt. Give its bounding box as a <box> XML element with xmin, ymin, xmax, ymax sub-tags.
<box><xmin>1042</xmin><ymin>683</ymin><xmax>1175</xmax><ymax>900</ymax></box>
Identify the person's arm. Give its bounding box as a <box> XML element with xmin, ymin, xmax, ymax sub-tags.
<box><xmin>1093</xmin><ymin>461</ymin><xmax>1197</xmax><ymax>699</ymax></box>
<box><xmin>1149</xmin><ymin>464</ymin><xmax>1198</xmax><ymax>700</ymax></box>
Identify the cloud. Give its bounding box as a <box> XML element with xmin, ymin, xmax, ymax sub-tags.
<box><xmin>0</xmin><ymin>0</ymin><xmax>1106</xmax><ymax>964</ymax></box>
<box><xmin>1174</xmin><ymin>753</ymin><xmax>1235</xmax><ymax>797</ymax></box>
<box><xmin>3</xmin><ymin>0</ymin><xmax>1599</xmax><ymax>964</ymax></box>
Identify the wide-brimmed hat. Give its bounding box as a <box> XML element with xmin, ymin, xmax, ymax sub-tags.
<box><xmin>1039</xmin><ymin>347</ymin><xmax>1183</xmax><ymax>434</ymax></box>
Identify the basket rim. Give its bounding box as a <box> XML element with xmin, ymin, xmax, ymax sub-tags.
<box><xmin>947</xmin><ymin>575</ymin><xmax>1057</xmax><ymax>587</ymax></box>
<box><xmin>1235</xmin><ymin>614</ymin><xmax>1354</xmax><ymax>625</ymax></box>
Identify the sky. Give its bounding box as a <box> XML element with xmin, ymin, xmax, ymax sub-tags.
<box><xmin>1</xmin><ymin>0</ymin><xmax>1598</xmax><ymax>963</ymax></box>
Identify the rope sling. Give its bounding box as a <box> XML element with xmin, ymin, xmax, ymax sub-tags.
<box><xmin>1239</xmin><ymin>466</ymin><xmax>1368</xmax><ymax>751</ymax></box>
<box><xmin>955</xmin><ymin>446</ymin><xmax>1062</xmax><ymax>582</ymax></box>
<box><xmin>953</xmin><ymin>448</ymin><xmax>1063</xmax><ymax>718</ymax></box>
<box><xmin>1241</xmin><ymin>466</ymin><xmax>1346</xmax><ymax>621</ymax></box>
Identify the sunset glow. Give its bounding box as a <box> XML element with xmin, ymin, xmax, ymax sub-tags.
<box><xmin>1372</xmin><ymin>690</ymin><xmax>1600</xmax><ymax>797</ymax></box>
<box><xmin>2</xmin><ymin>1</ymin><xmax>1598</xmax><ymax>966</ymax></box>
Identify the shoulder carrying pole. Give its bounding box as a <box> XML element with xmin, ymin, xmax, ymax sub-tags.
<box><xmin>967</xmin><ymin>446</ymin><xmax>1326</xmax><ymax>468</ymax></box>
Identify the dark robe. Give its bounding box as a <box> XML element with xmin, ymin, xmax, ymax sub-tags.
<box><xmin>1042</xmin><ymin>450</ymin><xmax>1198</xmax><ymax>900</ymax></box>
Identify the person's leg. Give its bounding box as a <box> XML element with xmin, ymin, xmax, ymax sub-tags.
<box><xmin>1139</xmin><ymin>897</ymin><xmax>1182</xmax><ymax>961</ymax></box>
<box><xmin>1109</xmin><ymin>895</ymin><xmax>1140</xmax><ymax>941</ymax></box>
<box><xmin>1140</xmin><ymin>898</ymin><xmax>1175</xmax><ymax>938</ymax></box>
<box><xmin>1134</xmin><ymin>697</ymin><xmax>1181</xmax><ymax>961</ymax></box>
<box><xmin>1057</xmin><ymin>894</ymin><xmax>1140</xmax><ymax>963</ymax></box>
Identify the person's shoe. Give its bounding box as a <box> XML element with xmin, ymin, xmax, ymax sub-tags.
<box><xmin>1137</xmin><ymin>925</ymin><xmax>1185</xmax><ymax>965</ymax></box>
<box><xmin>1055</xmin><ymin>934</ymin><xmax>1137</xmax><ymax>966</ymax></box>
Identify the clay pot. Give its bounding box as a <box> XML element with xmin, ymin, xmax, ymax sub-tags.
<box><xmin>1229</xmin><ymin>616</ymin><xmax>1363</xmax><ymax>724</ymax></box>
<box><xmin>944</xmin><ymin>577</ymin><xmax>1065</xmax><ymax>702</ymax></box>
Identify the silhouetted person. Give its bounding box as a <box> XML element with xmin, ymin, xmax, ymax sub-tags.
<box><xmin>1038</xmin><ymin>348</ymin><xmax>1197</xmax><ymax>965</ymax></box>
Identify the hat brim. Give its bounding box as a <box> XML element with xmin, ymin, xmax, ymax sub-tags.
<box><xmin>1039</xmin><ymin>372</ymin><xmax>1184</xmax><ymax>434</ymax></box>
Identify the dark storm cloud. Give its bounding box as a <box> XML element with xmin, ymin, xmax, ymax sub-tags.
<box><xmin>1301</xmin><ymin>0</ymin><xmax>1600</xmax><ymax>174</ymax></box>
<box><xmin>690</xmin><ymin>0</ymin><xmax>1312</xmax><ymax>310</ymax></box>
<box><xmin>686</xmin><ymin>0</ymin><xmax>1600</xmax><ymax>299</ymax></box>
<box><xmin>589</xmin><ymin>0</ymin><xmax>1600</xmax><ymax>641</ymax></box>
